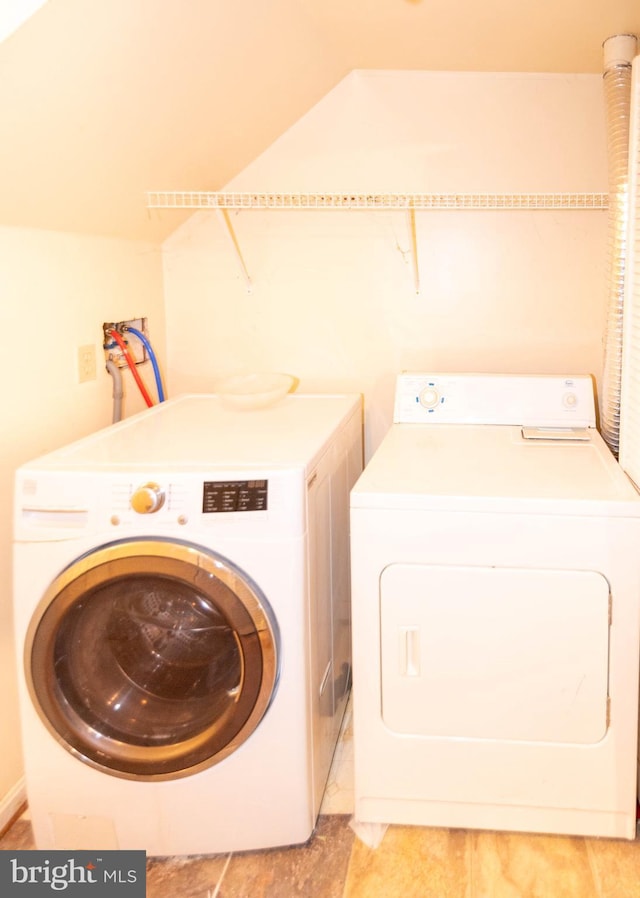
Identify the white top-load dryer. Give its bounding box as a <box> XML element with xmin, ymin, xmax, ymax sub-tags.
<box><xmin>350</xmin><ymin>373</ymin><xmax>640</xmax><ymax>839</ymax></box>
<box><xmin>14</xmin><ymin>392</ymin><xmax>363</xmax><ymax>854</ymax></box>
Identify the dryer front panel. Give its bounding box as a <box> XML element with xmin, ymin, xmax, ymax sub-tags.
<box><xmin>25</xmin><ymin>538</ymin><xmax>280</xmax><ymax>780</ymax></box>
<box><xmin>380</xmin><ymin>563</ymin><xmax>611</xmax><ymax>744</ymax></box>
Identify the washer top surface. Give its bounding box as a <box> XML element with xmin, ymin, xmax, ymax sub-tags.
<box><xmin>352</xmin><ymin>374</ymin><xmax>640</xmax><ymax>516</ymax></box>
<box><xmin>20</xmin><ymin>393</ymin><xmax>361</xmax><ymax>473</ymax></box>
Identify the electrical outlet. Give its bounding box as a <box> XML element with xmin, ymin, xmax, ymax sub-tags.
<box><xmin>78</xmin><ymin>344</ymin><xmax>97</xmax><ymax>383</ymax></box>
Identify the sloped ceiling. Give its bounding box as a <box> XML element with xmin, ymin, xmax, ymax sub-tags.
<box><xmin>0</xmin><ymin>0</ymin><xmax>639</xmax><ymax>243</ymax></box>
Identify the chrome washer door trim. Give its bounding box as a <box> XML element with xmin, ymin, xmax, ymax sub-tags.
<box><xmin>25</xmin><ymin>538</ymin><xmax>280</xmax><ymax>780</ymax></box>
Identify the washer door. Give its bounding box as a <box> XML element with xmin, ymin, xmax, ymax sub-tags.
<box><xmin>26</xmin><ymin>538</ymin><xmax>280</xmax><ymax>780</ymax></box>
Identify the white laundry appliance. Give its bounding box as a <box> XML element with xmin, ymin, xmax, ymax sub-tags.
<box><xmin>13</xmin><ymin>392</ymin><xmax>362</xmax><ymax>855</ymax></box>
<box><xmin>350</xmin><ymin>373</ymin><xmax>640</xmax><ymax>840</ymax></box>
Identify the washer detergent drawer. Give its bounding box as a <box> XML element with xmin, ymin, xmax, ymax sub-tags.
<box><xmin>380</xmin><ymin>564</ymin><xmax>610</xmax><ymax>744</ymax></box>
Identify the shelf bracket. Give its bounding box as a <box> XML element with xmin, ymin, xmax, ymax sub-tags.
<box><xmin>217</xmin><ymin>208</ymin><xmax>252</xmax><ymax>293</ymax></box>
<box><xmin>407</xmin><ymin>207</ymin><xmax>420</xmax><ymax>294</ymax></box>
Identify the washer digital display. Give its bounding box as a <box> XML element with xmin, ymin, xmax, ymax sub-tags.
<box><xmin>203</xmin><ymin>480</ymin><xmax>268</xmax><ymax>513</ymax></box>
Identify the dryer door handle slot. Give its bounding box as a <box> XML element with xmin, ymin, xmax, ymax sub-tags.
<box><xmin>400</xmin><ymin>626</ymin><xmax>420</xmax><ymax>676</ymax></box>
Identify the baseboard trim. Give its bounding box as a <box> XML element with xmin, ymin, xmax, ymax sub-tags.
<box><xmin>0</xmin><ymin>779</ymin><xmax>27</xmax><ymax>836</ymax></box>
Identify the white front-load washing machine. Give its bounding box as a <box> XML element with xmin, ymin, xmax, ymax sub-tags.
<box><xmin>350</xmin><ymin>373</ymin><xmax>640</xmax><ymax>840</ymax></box>
<box><xmin>13</xmin><ymin>392</ymin><xmax>362</xmax><ymax>854</ymax></box>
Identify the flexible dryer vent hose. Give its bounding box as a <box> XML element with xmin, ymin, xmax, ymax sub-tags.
<box><xmin>600</xmin><ymin>34</ymin><xmax>638</xmax><ymax>456</ymax></box>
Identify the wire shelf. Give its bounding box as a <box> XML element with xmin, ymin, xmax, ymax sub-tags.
<box><xmin>146</xmin><ymin>191</ymin><xmax>608</xmax><ymax>211</ymax></box>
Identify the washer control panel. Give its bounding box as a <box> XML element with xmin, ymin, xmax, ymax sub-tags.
<box><xmin>393</xmin><ymin>373</ymin><xmax>596</xmax><ymax>428</ymax></box>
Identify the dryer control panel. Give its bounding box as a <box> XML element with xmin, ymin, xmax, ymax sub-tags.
<box><xmin>393</xmin><ymin>373</ymin><xmax>596</xmax><ymax>428</ymax></box>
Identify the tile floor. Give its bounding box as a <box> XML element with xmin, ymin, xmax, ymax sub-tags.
<box><xmin>3</xmin><ymin>700</ymin><xmax>640</xmax><ymax>898</ymax></box>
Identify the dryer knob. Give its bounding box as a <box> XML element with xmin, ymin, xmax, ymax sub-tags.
<box><xmin>419</xmin><ymin>386</ymin><xmax>440</xmax><ymax>410</ymax></box>
<box><xmin>131</xmin><ymin>482</ymin><xmax>165</xmax><ymax>514</ymax></box>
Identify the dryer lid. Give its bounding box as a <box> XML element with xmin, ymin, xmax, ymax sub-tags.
<box><xmin>351</xmin><ymin>423</ymin><xmax>640</xmax><ymax>515</ymax></box>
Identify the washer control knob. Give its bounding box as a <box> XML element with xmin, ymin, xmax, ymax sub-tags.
<box><xmin>563</xmin><ymin>392</ymin><xmax>578</xmax><ymax>409</ymax></box>
<box><xmin>419</xmin><ymin>386</ymin><xmax>440</xmax><ymax>410</ymax></box>
<box><xmin>131</xmin><ymin>482</ymin><xmax>165</xmax><ymax>514</ymax></box>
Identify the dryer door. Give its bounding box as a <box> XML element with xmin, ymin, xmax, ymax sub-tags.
<box><xmin>380</xmin><ymin>563</ymin><xmax>611</xmax><ymax>744</ymax></box>
<box><xmin>25</xmin><ymin>538</ymin><xmax>280</xmax><ymax>780</ymax></box>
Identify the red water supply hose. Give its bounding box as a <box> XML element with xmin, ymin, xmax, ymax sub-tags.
<box><xmin>108</xmin><ymin>329</ymin><xmax>154</xmax><ymax>408</ymax></box>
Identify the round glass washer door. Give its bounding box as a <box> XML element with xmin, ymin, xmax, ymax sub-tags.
<box><xmin>25</xmin><ymin>538</ymin><xmax>280</xmax><ymax>780</ymax></box>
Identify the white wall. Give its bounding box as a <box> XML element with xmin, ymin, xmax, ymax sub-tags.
<box><xmin>162</xmin><ymin>71</ymin><xmax>608</xmax><ymax>455</ymax></box>
<box><xmin>0</xmin><ymin>226</ymin><xmax>164</xmax><ymax>824</ymax></box>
